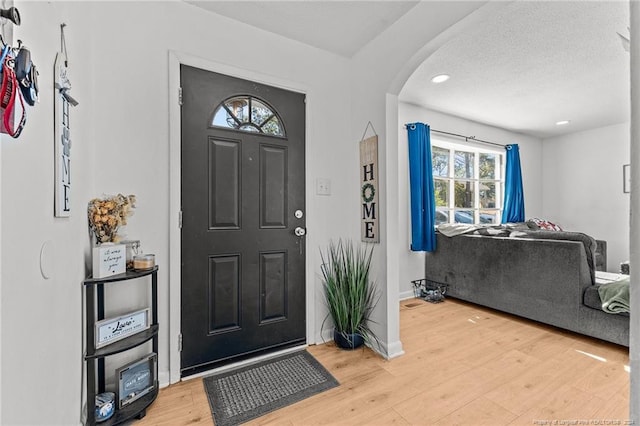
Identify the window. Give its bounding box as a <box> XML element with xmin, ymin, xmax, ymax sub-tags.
<box><xmin>211</xmin><ymin>95</ymin><xmax>285</xmax><ymax>137</ymax></box>
<box><xmin>432</xmin><ymin>141</ymin><xmax>504</xmax><ymax>225</ymax></box>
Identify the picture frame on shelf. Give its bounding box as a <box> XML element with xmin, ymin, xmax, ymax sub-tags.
<box><xmin>116</xmin><ymin>353</ymin><xmax>157</xmax><ymax>408</ymax></box>
<box><xmin>92</xmin><ymin>244</ymin><xmax>126</xmax><ymax>278</ymax></box>
<box><xmin>95</xmin><ymin>308</ymin><xmax>150</xmax><ymax>349</ymax></box>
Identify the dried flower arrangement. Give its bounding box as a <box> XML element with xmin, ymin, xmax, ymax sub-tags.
<box><xmin>87</xmin><ymin>194</ymin><xmax>136</xmax><ymax>243</ymax></box>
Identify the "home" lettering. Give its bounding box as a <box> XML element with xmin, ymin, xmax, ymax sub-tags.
<box><xmin>362</xmin><ymin>163</ymin><xmax>376</xmax><ymax>239</ymax></box>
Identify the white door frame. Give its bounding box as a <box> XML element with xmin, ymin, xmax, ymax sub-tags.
<box><xmin>167</xmin><ymin>50</ymin><xmax>314</xmax><ymax>384</ymax></box>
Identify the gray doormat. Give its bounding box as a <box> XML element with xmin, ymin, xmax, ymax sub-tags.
<box><xmin>203</xmin><ymin>350</ymin><xmax>339</xmax><ymax>426</ymax></box>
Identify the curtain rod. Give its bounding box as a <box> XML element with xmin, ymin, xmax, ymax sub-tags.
<box><xmin>405</xmin><ymin>124</ymin><xmax>506</xmax><ymax>148</ymax></box>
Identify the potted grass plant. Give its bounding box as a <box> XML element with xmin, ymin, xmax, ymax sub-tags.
<box><xmin>320</xmin><ymin>239</ymin><xmax>379</xmax><ymax>350</ymax></box>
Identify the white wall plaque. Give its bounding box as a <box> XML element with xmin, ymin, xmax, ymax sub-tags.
<box><xmin>54</xmin><ymin>51</ymin><xmax>72</xmax><ymax>217</ymax></box>
<box><xmin>92</xmin><ymin>244</ymin><xmax>126</xmax><ymax>278</ymax></box>
<box><xmin>95</xmin><ymin>308</ymin><xmax>150</xmax><ymax>349</ymax></box>
<box><xmin>54</xmin><ymin>25</ymin><xmax>79</xmax><ymax>217</ymax></box>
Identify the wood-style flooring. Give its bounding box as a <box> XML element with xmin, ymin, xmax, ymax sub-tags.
<box><xmin>136</xmin><ymin>298</ymin><xmax>630</xmax><ymax>425</ymax></box>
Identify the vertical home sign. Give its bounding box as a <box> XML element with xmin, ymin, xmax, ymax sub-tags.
<box><xmin>360</xmin><ymin>135</ymin><xmax>379</xmax><ymax>243</ymax></box>
<box><xmin>53</xmin><ymin>39</ymin><xmax>79</xmax><ymax>217</ymax></box>
<box><xmin>54</xmin><ymin>51</ymin><xmax>71</xmax><ymax>217</ymax></box>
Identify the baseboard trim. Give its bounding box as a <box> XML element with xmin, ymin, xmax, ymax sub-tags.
<box><xmin>320</xmin><ymin>328</ymin><xmax>404</xmax><ymax>359</ymax></box>
<box><xmin>399</xmin><ymin>290</ymin><xmax>416</xmax><ymax>300</ymax></box>
<box><xmin>380</xmin><ymin>340</ymin><xmax>405</xmax><ymax>359</ymax></box>
<box><xmin>158</xmin><ymin>371</ymin><xmax>170</xmax><ymax>389</ymax></box>
<box><xmin>318</xmin><ymin>327</ymin><xmax>334</xmax><ymax>345</ymax></box>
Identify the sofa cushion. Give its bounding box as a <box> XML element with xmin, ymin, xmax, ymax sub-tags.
<box><xmin>519</xmin><ymin>230</ymin><xmax>597</xmax><ymax>284</ymax></box>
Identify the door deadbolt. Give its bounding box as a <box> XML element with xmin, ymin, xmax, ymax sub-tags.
<box><xmin>294</xmin><ymin>210</ymin><xmax>304</xmax><ymax>219</ymax></box>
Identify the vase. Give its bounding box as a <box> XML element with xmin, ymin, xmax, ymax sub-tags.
<box><xmin>333</xmin><ymin>329</ymin><xmax>364</xmax><ymax>350</ymax></box>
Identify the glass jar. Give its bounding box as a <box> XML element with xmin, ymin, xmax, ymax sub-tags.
<box><xmin>133</xmin><ymin>254</ymin><xmax>155</xmax><ymax>271</ymax></box>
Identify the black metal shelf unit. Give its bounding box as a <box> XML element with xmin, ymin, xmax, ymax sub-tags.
<box><xmin>84</xmin><ymin>266</ymin><xmax>159</xmax><ymax>425</ymax></box>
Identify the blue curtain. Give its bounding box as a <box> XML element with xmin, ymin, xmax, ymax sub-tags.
<box><xmin>407</xmin><ymin>123</ymin><xmax>436</xmax><ymax>252</ymax></box>
<box><xmin>502</xmin><ymin>144</ymin><xmax>525</xmax><ymax>223</ymax></box>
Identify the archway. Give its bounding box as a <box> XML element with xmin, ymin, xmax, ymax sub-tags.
<box><xmin>383</xmin><ymin>1</ymin><xmax>637</xmax><ymax>421</ymax></box>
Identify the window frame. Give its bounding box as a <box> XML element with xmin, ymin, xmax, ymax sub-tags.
<box><xmin>431</xmin><ymin>138</ymin><xmax>505</xmax><ymax>225</ymax></box>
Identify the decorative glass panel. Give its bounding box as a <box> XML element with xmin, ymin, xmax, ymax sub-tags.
<box><xmin>212</xmin><ymin>108</ymin><xmax>234</xmax><ymax>128</ymax></box>
<box><xmin>251</xmin><ymin>99</ymin><xmax>274</xmax><ymax>126</ymax></box>
<box><xmin>432</xmin><ymin>147</ymin><xmax>449</xmax><ymax>177</ymax></box>
<box><xmin>262</xmin><ymin>116</ymin><xmax>284</xmax><ymax>137</ymax></box>
<box><xmin>226</xmin><ymin>97</ymin><xmax>249</xmax><ymax>123</ymax></box>
<box><xmin>211</xmin><ymin>96</ymin><xmax>286</xmax><ymax>137</ymax></box>
<box><xmin>239</xmin><ymin>124</ymin><xmax>260</xmax><ymax>133</ymax></box>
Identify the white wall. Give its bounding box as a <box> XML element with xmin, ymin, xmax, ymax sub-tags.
<box><xmin>349</xmin><ymin>0</ymin><xmax>491</xmax><ymax>359</ymax></box>
<box><xmin>397</xmin><ymin>102</ymin><xmax>544</xmax><ymax>298</ymax></box>
<box><xmin>1</xmin><ymin>0</ymin><xmax>487</xmax><ymax>421</ymax></box>
<box><xmin>1</xmin><ymin>2</ymin><xmax>96</xmax><ymax>425</ymax></box>
<box><xmin>87</xmin><ymin>0</ymin><xmax>358</xmax><ymax>385</ymax></box>
<box><xmin>542</xmin><ymin>122</ymin><xmax>630</xmax><ymax>270</ymax></box>
<box><xmin>3</xmin><ymin>0</ymin><xmax>600</xmax><ymax>423</ymax></box>
<box><xmin>1</xmin><ymin>1</ymin><xmax>356</xmax><ymax>424</ymax></box>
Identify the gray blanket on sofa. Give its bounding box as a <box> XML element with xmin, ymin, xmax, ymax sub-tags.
<box><xmin>437</xmin><ymin>223</ymin><xmax>526</xmax><ymax>237</ymax></box>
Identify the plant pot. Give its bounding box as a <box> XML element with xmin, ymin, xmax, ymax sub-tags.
<box><xmin>333</xmin><ymin>329</ymin><xmax>364</xmax><ymax>350</ymax></box>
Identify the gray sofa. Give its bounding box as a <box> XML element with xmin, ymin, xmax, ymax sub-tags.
<box><xmin>425</xmin><ymin>231</ymin><xmax>629</xmax><ymax>346</ymax></box>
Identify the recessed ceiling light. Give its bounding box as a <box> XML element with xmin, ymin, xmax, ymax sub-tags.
<box><xmin>431</xmin><ymin>74</ymin><xmax>450</xmax><ymax>84</ymax></box>
<box><xmin>556</xmin><ymin>120</ymin><xmax>571</xmax><ymax>126</ymax></box>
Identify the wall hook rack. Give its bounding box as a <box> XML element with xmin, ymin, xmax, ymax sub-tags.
<box><xmin>0</xmin><ymin>1</ymin><xmax>20</xmax><ymax>47</ymax></box>
<box><xmin>0</xmin><ymin>6</ymin><xmax>19</xmax><ymax>26</ymax></box>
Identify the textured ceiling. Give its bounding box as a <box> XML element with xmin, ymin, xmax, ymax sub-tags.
<box><xmin>399</xmin><ymin>1</ymin><xmax>630</xmax><ymax>138</ymax></box>
<box><xmin>185</xmin><ymin>1</ymin><xmax>419</xmax><ymax>58</ymax></box>
<box><xmin>186</xmin><ymin>1</ymin><xmax>630</xmax><ymax>139</ymax></box>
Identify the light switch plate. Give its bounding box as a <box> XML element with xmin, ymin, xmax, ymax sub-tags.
<box><xmin>316</xmin><ymin>178</ymin><xmax>331</xmax><ymax>196</ymax></box>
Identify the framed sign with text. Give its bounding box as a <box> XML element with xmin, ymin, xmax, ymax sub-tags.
<box><xmin>360</xmin><ymin>135</ymin><xmax>379</xmax><ymax>243</ymax></box>
<box><xmin>54</xmin><ymin>25</ymin><xmax>79</xmax><ymax>217</ymax></box>
<box><xmin>116</xmin><ymin>352</ymin><xmax>157</xmax><ymax>408</ymax></box>
<box><xmin>95</xmin><ymin>308</ymin><xmax>150</xmax><ymax>349</ymax></box>
<box><xmin>54</xmin><ymin>50</ymin><xmax>71</xmax><ymax>217</ymax></box>
<box><xmin>92</xmin><ymin>244</ymin><xmax>126</xmax><ymax>278</ymax></box>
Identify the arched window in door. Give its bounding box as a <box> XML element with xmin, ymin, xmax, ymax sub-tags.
<box><xmin>211</xmin><ymin>95</ymin><xmax>286</xmax><ymax>137</ymax></box>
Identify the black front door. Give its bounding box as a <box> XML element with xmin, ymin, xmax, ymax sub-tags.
<box><xmin>180</xmin><ymin>65</ymin><xmax>306</xmax><ymax>375</ymax></box>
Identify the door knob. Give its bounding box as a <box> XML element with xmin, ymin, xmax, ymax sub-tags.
<box><xmin>294</xmin><ymin>227</ymin><xmax>306</xmax><ymax>237</ymax></box>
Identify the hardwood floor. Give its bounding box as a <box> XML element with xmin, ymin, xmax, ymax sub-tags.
<box><xmin>136</xmin><ymin>299</ymin><xmax>630</xmax><ymax>425</ymax></box>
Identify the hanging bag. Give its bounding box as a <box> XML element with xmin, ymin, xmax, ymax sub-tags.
<box><xmin>15</xmin><ymin>45</ymin><xmax>38</xmax><ymax>106</ymax></box>
<box><xmin>0</xmin><ymin>45</ymin><xmax>10</xmax><ymax>72</ymax></box>
<box><xmin>0</xmin><ymin>51</ymin><xmax>27</xmax><ymax>138</ymax></box>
